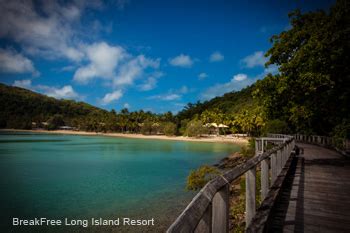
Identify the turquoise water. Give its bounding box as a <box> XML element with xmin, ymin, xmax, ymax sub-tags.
<box><xmin>0</xmin><ymin>132</ymin><xmax>240</xmax><ymax>232</ymax></box>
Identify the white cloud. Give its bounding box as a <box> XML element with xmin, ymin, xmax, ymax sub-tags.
<box><xmin>148</xmin><ymin>85</ymin><xmax>189</xmax><ymax>101</ymax></box>
<box><xmin>200</xmin><ymin>66</ymin><xmax>279</xmax><ymax>100</ymax></box>
<box><xmin>241</xmin><ymin>51</ymin><xmax>268</xmax><ymax>68</ymax></box>
<box><xmin>74</xmin><ymin>42</ymin><xmax>126</xmax><ymax>84</ymax></box>
<box><xmin>179</xmin><ymin>86</ymin><xmax>189</xmax><ymax>94</ymax></box>
<box><xmin>101</xmin><ymin>90</ymin><xmax>123</xmax><ymax>105</ymax></box>
<box><xmin>13</xmin><ymin>79</ymin><xmax>81</xmax><ymax>100</ymax></box>
<box><xmin>2</xmin><ymin>1</ymin><xmax>160</xmax><ymax>104</ymax></box>
<box><xmin>13</xmin><ymin>79</ymin><xmax>33</xmax><ymax>89</ymax></box>
<box><xmin>149</xmin><ymin>93</ymin><xmax>181</xmax><ymax>101</ymax></box>
<box><xmin>138</xmin><ymin>72</ymin><xmax>163</xmax><ymax>91</ymax></box>
<box><xmin>113</xmin><ymin>55</ymin><xmax>160</xmax><ymax>87</ymax></box>
<box><xmin>209</xmin><ymin>51</ymin><xmax>224</xmax><ymax>62</ymax></box>
<box><xmin>264</xmin><ymin>65</ymin><xmax>278</xmax><ymax>74</ymax></box>
<box><xmin>91</xmin><ymin>20</ymin><xmax>113</xmax><ymax>35</ymax></box>
<box><xmin>0</xmin><ymin>48</ymin><xmax>38</xmax><ymax>75</ymax></box>
<box><xmin>73</xmin><ymin>42</ymin><xmax>161</xmax><ymax>93</ymax></box>
<box><xmin>198</xmin><ymin>72</ymin><xmax>208</xmax><ymax>80</ymax></box>
<box><xmin>200</xmin><ymin>73</ymin><xmax>256</xmax><ymax>100</ymax></box>
<box><xmin>60</xmin><ymin>65</ymin><xmax>76</xmax><ymax>72</ymax></box>
<box><xmin>169</xmin><ymin>54</ymin><xmax>193</xmax><ymax>67</ymax></box>
<box><xmin>174</xmin><ymin>102</ymin><xmax>186</xmax><ymax>108</ymax></box>
<box><xmin>0</xmin><ymin>0</ymin><xmax>90</xmax><ymax>61</ymax></box>
<box><xmin>39</xmin><ymin>85</ymin><xmax>79</xmax><ymax>99</ymax></box>
<box><xmin>123</xmin><ymin>103</ymin><xmax>130</xmax><ymax>108</ymax></box>
<box><xmin>233</xmin><ymin>73</ymin><xmax>247</xmax><ymax>81</ymax></box>
<box><xmin>138</xmin><ymin>76</ymin><xmax>157</xmax><ymax>91</ymax></box>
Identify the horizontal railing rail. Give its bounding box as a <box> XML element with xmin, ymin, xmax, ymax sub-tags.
<box><xmin>295</xmin><ymin>134</ymin><xmax>349</xmax><ymax>156</ymax></box>
<box><xmin>167</xmin><ymin>134</ymin><xmax>295</xmax><ymax>233</ymax></box>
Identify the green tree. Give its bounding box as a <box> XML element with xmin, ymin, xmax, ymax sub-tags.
<box><xmin>186</xmin><ymin>165</ymin><xmax>220</xmax><ymax>191</ymax></box>
<box><xmin>233</xmin><ymin>105</ymin><xmax>266</xmax><ymax>136</ymax></box>
<box><xmin>140</xmin><ymin>121</ymin><xmax>152</xmax><ymax>135</ymax></box>
<box><xmin>263</xmin><ymin>119</ymin><xmax>289</xmax><ymax>135</ymax></box>
<box><xmin>179</xmin><ymin>119</ymin><xmax>190</xmax><ymax>135</ymax></box>
<box><xmin>258</xmin><ymin>0</ymin><xmax>350</xmax><ymax>135</ymax></box>
<box><xmin>184</xmin><ymin>119</ymin><xmax>208</xmax><ymax>137</ymax></box>
<box><xmin>161</xmin><ymin>122</ymin><xmax>177</xmax><ymax>136</ymax></box>
<box><xmin>47</xmin><ymin>114</ymin><xmax>64</xmax><ymax>130</ymax></box>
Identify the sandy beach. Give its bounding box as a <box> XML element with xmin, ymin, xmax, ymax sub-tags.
<box><xmin>1</xmin><ymin>129</ymin><xmax>249</xmax><ymax>145</ymax></box>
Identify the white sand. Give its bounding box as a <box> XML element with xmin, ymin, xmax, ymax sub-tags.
<box><xmin>2</xmin><ymin>129</ymin><xmax>249</xmax><ymax>145</ymax></box>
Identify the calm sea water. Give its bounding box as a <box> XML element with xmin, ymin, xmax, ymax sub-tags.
<box><xmin>0</xmin><ymin>131</ymin><xmax>240</xmax><ymax>232</ymax></box>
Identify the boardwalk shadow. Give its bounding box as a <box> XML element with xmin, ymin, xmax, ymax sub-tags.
<box><xmin>306</xmin><ymin>158</ymin><xmax>350</xmax><ymax>166</ymax></box>
<box><xmin>265</xmin><ymin>155</ymin><xmax>305</xmax><ymax>233</ymax></box>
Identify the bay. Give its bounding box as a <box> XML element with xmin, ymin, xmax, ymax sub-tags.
<box><xmin>0</xmin><ymin>131</ymin><xmax>240</xmax><ymax>232</ymax></box>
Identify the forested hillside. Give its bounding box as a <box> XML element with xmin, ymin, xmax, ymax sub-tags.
<box><xmin>177</xmin><ymin>85</ymin><xmax>255</xmax><ymax>120</ymax></box>
<box><xmin>0</xmin><ymin>83</ymin><xmax>177</xmax><ymax>134</ymax></box>
<box><xmin>0</xmin><ymin>83</ymin><xmax>109</xmax><ymax>129</ymax></box>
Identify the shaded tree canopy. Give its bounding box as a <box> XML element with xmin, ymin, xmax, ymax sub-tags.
<box><xmin>255</xmin><ymin>0</ymin><xmax>349</xmax><ymax>135</ymax></box>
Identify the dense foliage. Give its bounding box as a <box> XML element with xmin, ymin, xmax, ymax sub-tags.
<box><xmin>180</xmin><ymin>0</ymin><xmax>350</xmax><ymax>138</ymax></box>
<box><xmin>186</xmin><ymin>165</ymin><xmax>220</xmax><ymax>191</ymax></box>
<box><xmin>177</xmin><ymin>85</ymin><xmax>265</xmax><ymax>136</ymax></box>
<box><xmin>0</xmin><ymin>83</ymin><xmax>108</xmax><ymax>129</ymax></box>
<box><xmin>255</xmin><ymin>0</ymin><xmax>350</xmax><ymax>137</ymax></box>
<box><xmin>0</xmin><ymin>84</ymin><xmax>177</xmax><ymax>135</ymax></box>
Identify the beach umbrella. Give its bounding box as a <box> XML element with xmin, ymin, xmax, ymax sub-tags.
<box><xmin>218</xmin><ymin>124</ymin><xmax>229</xmax><ymax>128</ymax></box>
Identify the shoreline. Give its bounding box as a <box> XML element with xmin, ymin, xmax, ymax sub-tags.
<box><xmin>0</xmin><ymin>129</ymin><xmax>249</xmax><ymax>145</ymax></box>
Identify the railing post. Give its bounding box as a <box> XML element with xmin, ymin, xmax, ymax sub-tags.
<box><xmin>284</xmin><ymin>144</ymin><xmax>287</xmax><ymax>166</ymax></box>
<box><xmin>261</xmin><ymin>159</ymin><xmax>269</xmax><ymax>200</ymax></box>
<box><xmin>286</xmin><ymin>143</ymin><xmax>290</xmax><ymax>163</ymax></box>
<box><xmin>276</xmin><ymin>149</ymin><xmax>282</xmax><ymax>174</ymax></box>
<box><xmin>271</xmin><ymin>152</ymin><xmax>277</xmax><ymax>184</ymax></box>
<box><xmin>195</xmin><ymin>204</ymin><xmax>212</xmax><ymax>233</ymax></box>
<box><xmin>289</xmin><ymin>141</ymin><xmax>292</xmax><ymax>154</ymax></box>
<box><xmin>262</xmin><ymin>139</ymin><xmax>265</xmax><ymax>154</ymax></box>
<box><xmin>245</xmin><ymin>167</ymin><xmax>256</xmax><ymax>228</ymax></box>
<box><xmin>212</xmin><ymin>184</ymin><xmax>229</xmax><ymax>233</ymax></box>
<box><xmin>281</xmin><ymin>147</ymin><xmax>284</xmax><ymax>171</ymax></box>
<box><xmin>281</xmin><ymin>146</ymin><xmax>284</xmax><ymax>168</ymax></box>
<box><xmin>284</xmin><ymin>144</ymin><xmax>288</xmax><ymax>166</ymax></box>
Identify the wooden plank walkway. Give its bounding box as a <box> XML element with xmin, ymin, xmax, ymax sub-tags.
<box><xmin>266</xmin><ymin>143</ymin><xmax>350</xmax><ymax>232</ymax></box>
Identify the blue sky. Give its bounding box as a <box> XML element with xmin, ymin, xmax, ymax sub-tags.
<box><xmin>0</xmin><ymin>0</ymin><xmax>334</xmax><ymax>113</ymax></box>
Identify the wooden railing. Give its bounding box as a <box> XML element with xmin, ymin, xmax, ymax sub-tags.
<box><xmin>167</xmin><ymin>134</ymin><xmax>295</xmax><ymax>233</ymax></box>
<box><xmin>295</xmin><ymin>134</ymin><xmax>350</xmax><ymax>156</ymax></box>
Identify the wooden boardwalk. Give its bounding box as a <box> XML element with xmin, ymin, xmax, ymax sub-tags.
<box><xmin>266</xmin><ymin>143</ymin><xmax>350</xmax><ymax>232</ymax></box>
